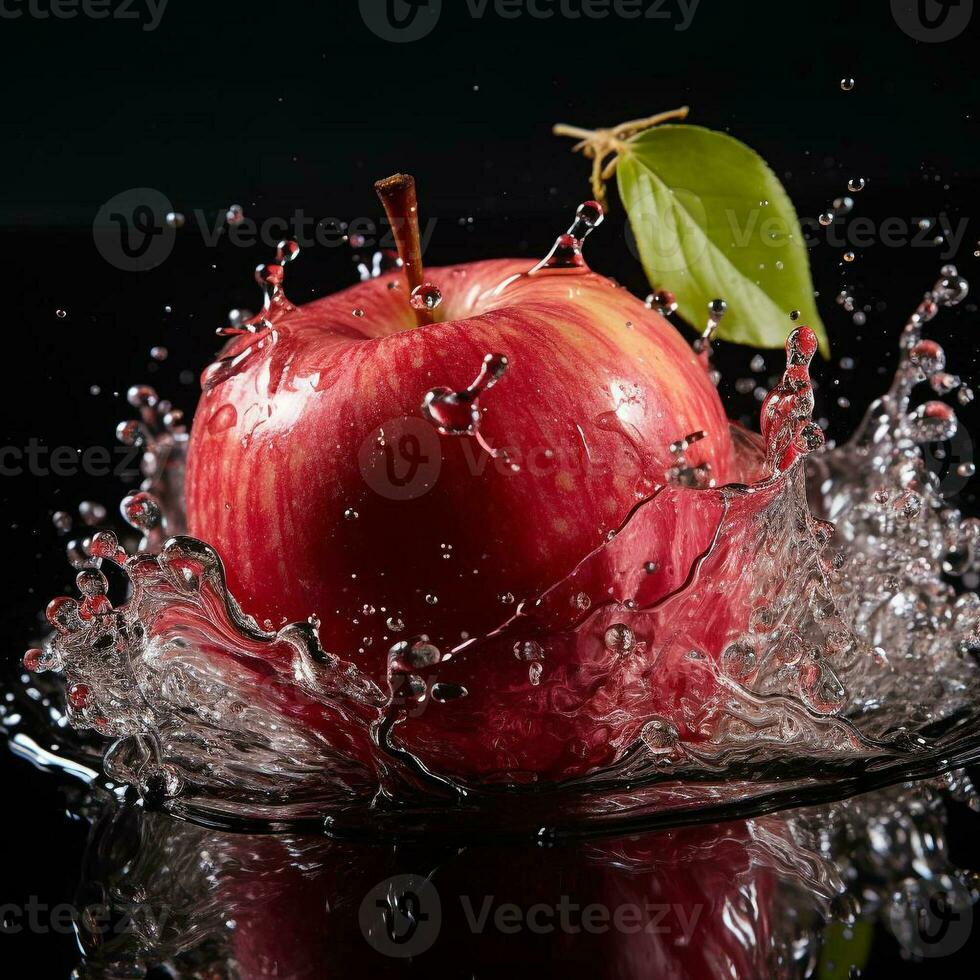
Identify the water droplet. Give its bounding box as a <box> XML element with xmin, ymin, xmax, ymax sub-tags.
<box><xmin>847</xmin><ymin>177</ymin><xmax>866</xmax><ymax>192</ymax></box>
<box><xmin>843</xmin><ymin>251</ymin><xmax>856</xmax><ymax>263</ymax></box>
<box><xmin>603</xmin><ymin>623</ymin><xmax>636</xmax><ymax>655</ymax></box>
<box><xmin>78</xmin><ymin>501</ymin><xmax>107</xmax><ymax>526</ymax></box>
<box><xmin>722</xmin><ymin>640</ymin><xmax>757</xmax><ymax>679</ymax></box>
<box><xmin>840</xmin><ymin>77</ymin><xmax>855</xmax><ymax>91</ymax></box>
<box><xmin>646</xmin><ymin>290</ymin><xmax>678</xmax><ymax>315</ymax></box>
<box><xmin>513</xmin><ymin>639</ymin><xmax>543</xmax><ymax>662</ymax></box>
<box><xmin>431</xmin><ymin>682</ymin><xmax>467</xmax><ymax>703</ymax></box>
<box><xmin>640</xmin><ymin>717</ymin><xmax>680</xmax><ymax>753</ymax></box>
<box><xmin>410</xmin><ymin>283</ymin><xmax>443</xmax><ymax>312</ymax></box>
<box><xmin>120</xmin><ymin>492</ymin><xmax>163</xmax><ymax>532</ymax></box>
<box><xmin>52</xmin><ymin>511</ymin><xmax>73</xmax><ymax>534</ymax></box>
<box><xmin>165</xmin><ymin>212</ymin><xmax>185</xmax><ymax>229</ymax></box>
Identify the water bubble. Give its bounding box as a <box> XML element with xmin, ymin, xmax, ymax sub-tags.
<box><xmin>572</xmin><ymin>199</ymin><xmax>604</xmax><ymax>233</ymax></box>
<box><xmin>67</xmin><ymin>682</ymin><xmax>91</xmax><ymax>711</ymax></box>
<box><xmin>799</xmin><ymin>655</ymin><xmax>847</xmax><ymax>714</ymax></box>
<box><xmin>226</xmin><ymin>204</ymin><xmax>244</xmax><ymax>225</ymax></box>
<box><xmin>843</xmin><ymin>251</ymin><xmax>856</xmax><ymax>263</ymax></box>
<box><xmin>646</xmin><ymin>290</ymin><xmax>678</xmax><ymax>315</ymax></box>
<box><xmin>958</xmin><ymin>462</ymin><xmax>976</xmax><ymax>478</ymax></box>
<box><xmin>120</xmin><ymin>492</ymin><xmax>163</xmax><ymax>532</ymax></box>
<box><xmin>431</xmin><ymin>682</ymin><xmax>467</xmax><ymax>703</ymax></box>
<box><xmin>514</xmin><ymin>639</ymin><xmax>544</xmax><ymax>662</ymax></box>
<box><xmin>571</xmin><ymin>592</ymin><xmax>591</xmax><ymax>611</ymax></box>
<box><xmin>344</xmin><ymin>508</ymin><xmax>359</xmax><ymax>520</ymax></box>
<box><xmin>422</xmin><ymin>354</ymin><xmax>508</xmax><ymax>441</ymax></box>
<box><xmin>425</xmin><ymin>593</ymin><xmax>439</xmax><ymax>605</ymax></box>
<box><xmin>165</xmin><ymin>212</ymin><xmax>185</xmax><ymax>229</ymax></box>
<box><xmin>908</xmin><ymin>401</ymin><xmax>957</xmax><ymax>442</ymax></box>
<box><xmin>847</xmin><ymin>177</ymin><xmax>866</xmax><ymax>192</ymax></box>
<box><xmin>138</xmin><ymin>763</ymin><xmax>183</xmax><ymax>803</ymax></box>
<box><xmin>406</xmin><ymin>641</ymin><xmax>441</xmax><ymax>669</ymax></box>
<box><xmin>936</xmin><ymin>272</ymin><xmax>969</xmax><ymax>307</ymax></box>
<box><xmin>78</xmin><ymin>501</ymin><xmax>107</xmax><ymax>526</ymax></box>
<box><xmin>386</xmin><ymin>616</ymin><xmax>405</xmax><ymax>632</ymax></box>
<box><xmin>722</xmin><ymin>640</ymin><xmax>758</xmax><ymax>679</ymax></box>
<box><xmin>127</xmin><ymin>384</ymin><xmax>159</xmax><ymax>409</ymax></box>
<box><xmin>840</xmin><ymin>77</ymin><xmax>855</xmax><ymax>91</ymax></box>
<box><xmin>643</xmin><ymin>561</ymin><xmax>659</xmax><ymax>574</ymax></box>
<box><xmin>76</xmin><ymin>568</ymin><xmax>108</xmax><ymax>598</ymax></box>
<box><xmin>150</xmin><ymin>346</ymin><xmax>168</xmax><ymax>362</ymax></box>
<box><xmin>52</xmin><ymin>511</ymin><xmax>73</xmax><ymax>534</ymax></box>
<box><xmin>603</xmin><ymin>623</ymin><xmax>636</xmax><ymax>655</ymax></box>
<box><xmin>819</xmin><ymin>212</ymin><xmax>835</xmax><ymax>227</ymax></box>
<box><xmin>897</xmin><ymin>490</ymin><xmax>923</xmax><ymax>519</ymax></box>
<box><xmin>410</xmin><ymin>283</ymin><xmax>443</xmax><ymax>312</ymax></box>
<box><xmin>909</xmin><ymin>339</ymin><xmax>946</xmax><ymax>377</ymax></box>
<box><xmin>640</xmin><ymin>716</ymin><xmax>680</xmax><ymax>753</ymax></box>
<box><xmin>790</xmin><ymin>310</ymin><xmax>801</xmax><ymax>321</ymax></box>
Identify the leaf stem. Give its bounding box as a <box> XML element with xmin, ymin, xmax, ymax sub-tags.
<box><xmin>552</xmin><ymin>106</ymin><xmax>690</xmax><ymax>204</ymax></box>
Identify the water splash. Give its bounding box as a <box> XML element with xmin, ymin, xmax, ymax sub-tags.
<box><xmin>422</xmin><ymin>353</ymin><xmax>510</xmax><ymax>459</ymax></box>
<box><xmin>13</xmin><ymin>264</ymin><xmax>980</xmax><ymax>832</ymax></box>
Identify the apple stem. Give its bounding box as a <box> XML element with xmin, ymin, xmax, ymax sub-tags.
<box><xmin>374</xmin><ymin>173</ymin><xmax>433</xmax><ymax>327</ymax></box>
<box><xmin>552</xmin><ymin>106</ymin><xmax>690</xmax><ymax>204</ymax></box>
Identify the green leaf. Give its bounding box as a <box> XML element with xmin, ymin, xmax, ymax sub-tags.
<box><xmin>816</xmin><ymin>920</ymin><xmax>874</xmax><ymax>980</ymax></box>
<box><xmin>617</xmin><ymin>124</ymin><xmax>829</xmax><ymax>355</ymax></box>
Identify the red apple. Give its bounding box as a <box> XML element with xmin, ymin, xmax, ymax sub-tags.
<box><xmin>185</xmin><ymin>176</ymin><xmax>738</xmax><ymax>782</ymax></box>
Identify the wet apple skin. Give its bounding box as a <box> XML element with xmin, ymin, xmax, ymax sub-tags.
<box><xmin>186</xmin><ymin>258</ymin><xmax>736</xmax><ymax>779</ymax></box>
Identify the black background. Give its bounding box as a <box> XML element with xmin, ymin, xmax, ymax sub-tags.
<box><xmin>1</xmin><ymin>0</ymin><xmax>979</xmax><ymax>975</ymax></box>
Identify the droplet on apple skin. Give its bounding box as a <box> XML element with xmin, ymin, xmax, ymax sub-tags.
<box><xmin>410</xmin><ymin>283</ymin><xmax>443</xmax><ymax>312</ymax></box>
